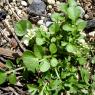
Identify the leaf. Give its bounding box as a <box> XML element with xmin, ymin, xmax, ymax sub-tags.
<box><xmin>66</xmin><ymin>44</ymin><xmax>76</xmax><ymax>54</ymax></box>
<box><xmin>15</xmin><ymin>20</ymin><xmax>32</xmax><ymax>36</ymax></box>
<box><xmin>6</xmin><ymin>60</ymin><xmax>14</xmax><ymax>69</ymax></box>
<box><xmin>51</xmin><ymin>12</ymin><xmax>65</xmax><ymax>22</ymax></box>
<box><xmin>27</xmin><ymin>84</ymin><xmax>38</xmax><ymax>95</ymax></box>
<box><xmin>36</xmin><ymin>37</ymin><xmax>45</xmax><ymax>45</ymax></box>
<box><xmin>68</xmin><ymin>0</ymin><xmax>77</xmax><ymax>7</ymax></box>
<box><xmin>49</xmin><ymin>43</ymin><xmax>57</xmax><ymax>54</ymax></box>
<box><xmin>63</xmin><ymin>23</ymin><xmax>75</xmax><ymax>32</ymax></box>
<box><xmin>0</xmin><ymin>71</ymin><xmax>7</xmax><ymax>85</ymax></box>
<box><xmin>34</xmin><ymin>45</ymin><xmax>44</xmax><ymax>59</ymax></box>
<box><xmin>22</xmin><ymin>51</ymin><xmax>39</xmax><ymax>73</ymax></box>
<box><xmin>58</xmin><ymin>3</ymin><xmax>68</xmax><ymax>14</ymax></box>
<box><xmin>77</xmin><ymin>57</ymin><xmax>86</xmax><ymax>65</ymax></box>
<box><xmin>76</xmin><ymin>19</ymin><xmax>87</xmax><ymax>31</ymax></box>
<box><xmin>40</xmin><ymin>59</ymin><xmax>50</xmax><ymax>72</ymax></box>
<box><xmin>49</xmin><ymin>23</ymin><xmax>60</xmax><ymax>34</ymax></box>
<box><xmin>67</xmin><ymin>6</ymin><xmax>80</xmax><ymax>21</ymax></box>
<box><xmin>8</xmin><ymin>73</ymin><xmax>16</xmax><ymax>84</ymax></box>
<box><xmin>80</xmin><ymin>68</ymin><xmax>90</xmax><ymax>84</ymax></box>
<box><xmin>50</xmin><ymin>58</ymin><xmax>58</xmax><ymax>67</ymax></box>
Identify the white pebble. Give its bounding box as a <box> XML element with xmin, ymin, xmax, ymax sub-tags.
<box><xmin>45</xmin><ymin>21</ymin><xmax>52</xmax><ymax>27</ymax></box>
<box><xmin>48</xmin><ymin>5</ymin><xmax>52</xmax><ymax>9</ymax></box>
<box><xmin>56</xmin><ymin>1</ymin><xmax>60</xmax><ymax>5</ymax></box>
<box><xmin>17</xmin><ymin>10</ymin><xmax>22</xmax><ymax>15</ymax></box>
<box><xmin>84</xmin><ymin>14</ymin><xmax>89</xmax><ymax>19</ymax></box>
<box><xmin>89</xmin><ymin>31</ymin><xmax>95</xmax><ymax>36</ymax></box>
<box><xmin>47</xmin><ymin>0</ymin><xmax>55</xmax><ymax>4</ymax></box>
<box><xmin>41</xmin><ymin>16</ymin><xmax>45</xmax><ymax>20</ymax></box>
<box><xmin>37</xmin><ymin>20</ymin><xmax>44</xmax><ymax>25</ymax></box>
<box><xmin>21</xmin><ymin>1</ymin><xmax>27</xmax><ymax>6</ymax></box>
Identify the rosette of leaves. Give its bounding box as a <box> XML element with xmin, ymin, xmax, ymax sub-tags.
<box><xmin>0</xmin><ymin>0</ymin><xmax>92</xmax><ymax>95</ymax></box>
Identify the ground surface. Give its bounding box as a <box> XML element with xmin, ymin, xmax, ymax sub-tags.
<box><xmin>0</xmin><ymin>0</ymin><xmax>95</xmax><ymax>95</ymax></box>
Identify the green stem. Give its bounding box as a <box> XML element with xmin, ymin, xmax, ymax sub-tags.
<box><xmin>55</xmin><ymin>68</ymin><xmax>61</xmax><ymax>80</ymax></box>
<box><xmin>6</xmin><ymin>67</ymin><xmax>24</xmax><ymax>74</ymax></box>
<box><xmin>40</xmin><ymin>82</ymin><xmax>47</xmax><ymax>95</ymax></box>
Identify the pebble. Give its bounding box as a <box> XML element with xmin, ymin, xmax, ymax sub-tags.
<box><xmin>17</xmin><ymin>10</ymin><xmax>22</xmax><ymax>15</ymax></box>
<box><xmin>37</xmin><ymin>20</ymin><xmax>44</xmax><ymax>25</ymax></box>
<box><xmin>21</xmin><ymin>1</ymin><xmax>27</xmax><ymax>6</ymax></box>
<box><xmin>84</xmin><ymin>14</ymin><xmax>89</xmax><ymax>19</ymax></box>
<box><xmin>56</xmin><ymin>1</ymin><xmax>60</xmax><ymax>5</ymax></box>
<box><xmin>48</xmin><ymin>13</ymin><xmax>51</xmax><ymax>16</ymax></box>
<box><xmin>41</xmin><ymin>16</ymin><xmax>45</xmax><ymax>20</ymax></box>
<box><xmin>48</xmin><ymin>5</ymin><xmax>52</xmax><ymax>9</ymax></box>
<box><xmin>47</xmin><ymin>0</ymin><xmax>55</xmax><ymax>4</ymax></box>
<box><xmin>28</xmin><ymin>0</ymin><xmax>46</xmax><ymax>15</ymax></box>
<box><xmin>89</xmin><ymin>31</ymin><xmax>95</xmax><ymax>36</ymax></box>
<box><xmin>45</xmin><ymin>21</ymin><xmax>52</xmax><ymax>27</ymax></box>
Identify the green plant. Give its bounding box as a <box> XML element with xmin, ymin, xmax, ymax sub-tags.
<box><xmin>0</xmin><ymin>0</ymin><xmax>95</xmax><ymax>95</ymax></box>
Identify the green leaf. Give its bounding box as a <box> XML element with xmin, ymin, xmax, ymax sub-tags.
<box><xmin>76</xmin><ymin>19</ymin><xmax>87</xmax><ymax>31</ymax></box>
<box><xmin>22</xmin><ymin>51</ymin><xmax>39</xmax><ymax>73</ymax></box>
<box><xmin>77</xmin><ymin>57</ymin><xmax>86</xmax><ymax>65</ymax></box>
<box><xmin>80</xmin><ymin>68</ymin><xmax>90</xmax><ymax>84</ymax></box>
<box><xmin>49</xmin><ymin>23</ymin><xmax>60</xmax><ymax>34</ymax></box>
<box><xmin>49</xmin><ymin>43</ymin><xmax>57</xmax><ymax>54</ymax></box>
<box><xmin>67</xmin><ymin>6</ymin><xmax>80</xmax><ymax>21</ymax></box>
<box><xmin>6</xmin><ymin>60</ymin><xmax>14</xmax><ymax>69</ymax></box>
<box><xmin>8</xmin><ymin>73</ymin><xmax>16</xmax><ymax>84</ymax></box>
<box><xmin>36</xmin><ymin>37</ymin><xmax>45</xmax><ymax>45</ymax></box>
<box><xmin>68</xmin><ymin>0</ymin><xmax>77</xmax><ymax>7</ymax></box>
<box><xmin>58</xmin><ymin>3</ymin><xmax>68</xmax><ymax>14</ymax></box>
<box><xmin>34</xmin><ymin>45</ymin><xmax>44</xmax><ymax>59</ymax></box>
<box><xmin>63</xmin><ymin>23</ymin><xmax>75</xmax><ymax>31</ymax></box>
<box><xmin>40</xmin><ymin>59</ymin><xmax>50</xmax><ymax>72</ymax></box>
<box><xmin>27</xmin><ymin>84</ymin><xmax>38</xmax><ymax>95</ymax></box>
<box><xmin>51</xmin><ymin>12</ymin><xmax>65</xmax><ymax>22</ymax></box>
<box><xmin>50</xmin><ymin>58</ymin><xmax>58</xmax><ymax>67</ymax></box>
<box><xmin>66</xmin><ymin>44</ymin><xmax>76</xmax><ymax>54</ymax></box>
<box><xmin>15</xmin><ymin>20</ymin><xmax>32</xmax><ymax>36</ymax></box>
<box><xmin>0</xmin><ymin>71</ymin><xmax>7</xmax><ymax>85</ymax></box>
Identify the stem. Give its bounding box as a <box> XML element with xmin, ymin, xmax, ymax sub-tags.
<box><xmin>6</xmin><ymin>67</ymin><xmax>24</xmax><ymax>74</ymax></box>
<box><xmin>40</xmin><ymin>82</ymin><xmax>47</xmax><ymax>95</ymax></box>
<box><xmin>55</xmin><ymin>68</ymin><xmax>61</xmax><ymax>80</ymax></box>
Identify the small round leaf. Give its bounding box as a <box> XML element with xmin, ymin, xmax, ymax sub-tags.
<box><xmin>15</xmin><ymin>20</ymin><xmax>32</xmax><ymax>36</ymax></box>
<box><xmin>40</xmin><ymin>60</ymin><xmax>50</xmax><ymax>72</ymax></box>
<box><xmin>50</xmin><ymin>58</ymin><xmax>58</xmax><ymax>67</ymax></box>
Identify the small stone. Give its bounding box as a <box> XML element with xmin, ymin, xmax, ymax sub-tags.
<box><xmin>41</xmin><ymin>16</ymin><xmax>45</xmax><ymax>20</ymax></box>
<box><xmin>21</xmin><ymin>1</ymin><xmax>27</xmax><ymax>6</ymax></box>
<box><xmin>28</xmin><ymin>0</ymin><xmax>46</xmax><ymax>15</ymax></box>
<box><xmin>6</xmin><ymin>15</ymin><xmax>10</xmax><ymax>19</ymax></box>
<box><xmin>45</xmin><ymin>21</ymin><xmax>52</xmax><ymax>27</ymax></box>
<box><xmin>48</xmin><ymin>5</ymin><xmax>52</xmax><ymax>9</ymax></box>
<box><xmin>37</xmin><ymin>20</ymin><xmax>44</xmax><ymax>25</ymax></box>
<box><xmin>89</xmin><ymin>31</ymin><xmax>95</xmax><ymax>36</ymax></box>
<box><xmin>48</xmin><ymin>13</ymin><xmax>51</xmax><ymax>16</ymax></box>
<box><xmin>56</xmin><ymin>1</ymin><xmax>60</xmax><ymax>5</ymax></box>
<box><xmin>84</xmin><ymin>14</ymin><xmax>89</xmax><ymax>19</ymax></box>
<box><xmin>47</xmin><ymin>0</ymin><xmax>55</xmax><ymax>4</ymax></box>
<box><xmin>17</xmin><ymin>10</ymin><xmax>22</xmax><ymax>15</ymax></box>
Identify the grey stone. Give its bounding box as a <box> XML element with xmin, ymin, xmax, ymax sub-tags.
<box><xmin>86</xmin><ymin>20</ymin><xmax>95</xmax><ymax>29</ymax></box>
<box><xmin>28</xmin><ymin>0</ymin><xmax>46</xmax><ymax>16</ymax></box>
